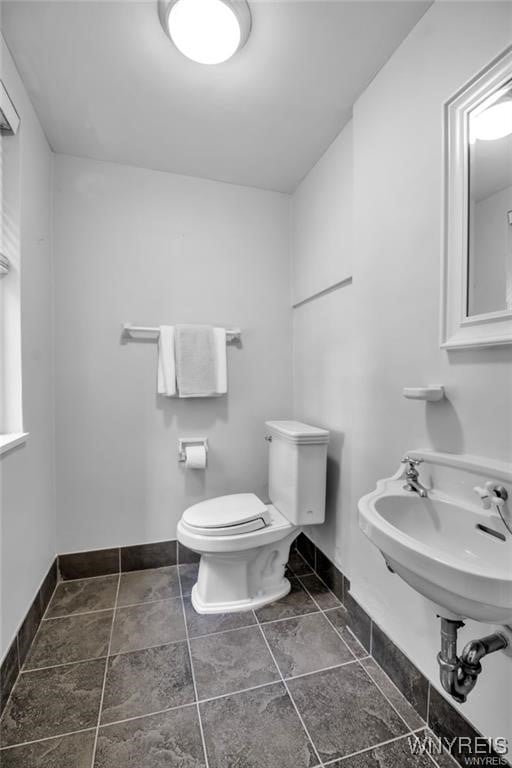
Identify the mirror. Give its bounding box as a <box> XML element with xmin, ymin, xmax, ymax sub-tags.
<box><xmin>467</xmin><ymin>80</ymin><xmax>512</xmax><ymax>317</ymax></box>
<box><xmin>442</xmin><ymin>47</ymin><xmax>512</xmax><ymax>349</ymax></box>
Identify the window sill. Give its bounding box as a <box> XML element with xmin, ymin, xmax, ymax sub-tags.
<box><xmin>0</xmin><ymin>432</ymin><xmax>29</xmax><ymax>456</ymax></box>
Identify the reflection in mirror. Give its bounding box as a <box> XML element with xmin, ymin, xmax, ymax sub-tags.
<box><xmin>468</xmin><ymin>80</ymin><xmax>512</xmax><ymax>317</ymax></box>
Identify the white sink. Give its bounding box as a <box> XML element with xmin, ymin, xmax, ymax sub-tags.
<box><xmin>358</xmin><ymin>450</ymin><xmax>512</xmax><ymax>625</ymax></box>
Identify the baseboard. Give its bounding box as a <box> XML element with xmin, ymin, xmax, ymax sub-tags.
<box><xmin>57</xmin><ymin>538</ymin><xmax>198</xmax><ymax>580</ymax></box>
<box><xmin>294</xmin><ymin>532</ymin><xmax>510</xmax><ymax>768</ymax></box>
<box><xmin>0</xmin><ymin>558</ymin><xmax>58</xmax><ymax>716</ymax></box>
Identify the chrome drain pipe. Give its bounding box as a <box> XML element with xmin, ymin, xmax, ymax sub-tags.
<box><xmin>437</xmin><ymin>618</ymin><xmax>508</xmax><ymax>703</ymax></box>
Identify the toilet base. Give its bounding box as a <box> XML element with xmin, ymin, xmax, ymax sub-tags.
<box><xmin>187</xmin><ymin>527</ymin><xmax>298</xmax><ymax>615</ymax></box>
<box><xmin>190</xmin><ymin>579</ymin><xmax>291</xmax><ymax>614</ymax></box>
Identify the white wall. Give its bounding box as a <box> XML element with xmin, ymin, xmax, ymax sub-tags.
<box><xmin>291</xmin><ymin>120</ymin><xmax>353</xmax><ymax>573</ymax></box>
<box><xmin>0</xmin><ymin>36</ymin><xmax>55</xmax><ymax>660</ymax></box>
<box><xmin>292</xmin><ymin>123</ymin><xmax>353</xmax><ymax>305</ymax></box>
<box><xmin>292</xmin><ymin>0</ymin><xmax>512</xmax><ymax>746</ymax></box>
<box><xmin>53</xmin><ymin>155</ymin><xmax>292</xmax><ymax>553</ymax></box>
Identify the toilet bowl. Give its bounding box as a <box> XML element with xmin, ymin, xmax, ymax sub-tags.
<box><xmin>177</xmin><ymin>420</ymin><xmax>329</xmax><ymax>614</ymax></box>
<box><xmin>178</xmin><ymin>496</ymin><xmax>298</xmax><ymax>612</ymax></box>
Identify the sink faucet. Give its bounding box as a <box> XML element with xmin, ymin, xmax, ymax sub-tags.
<box><xmin>401</xmin><ymin>456</ymin><xmax>428</xmax><ymax>498</ymax></box>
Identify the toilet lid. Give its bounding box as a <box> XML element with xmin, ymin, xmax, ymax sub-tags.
<box><xmin>182</xmin><ymin>493</ymin><xmax>270</xmax><ymax>530</ymax></box>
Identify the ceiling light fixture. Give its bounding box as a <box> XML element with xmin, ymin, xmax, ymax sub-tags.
<box><xmin>159</xmin><ymin>0</ymin><xmax>251</xmax><ymax>65</ymax></box>
<box><xmin>470</xmin><ymin>84</ymin><xmax>512</xmax><ymax>142</ymax></box>
<box><xmin>471</xmin><ymin>100</ymin><xmax>512</xmax><ymax>141</ymax></box>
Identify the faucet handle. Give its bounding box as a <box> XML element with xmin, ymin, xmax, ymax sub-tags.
<box><xmin>485</xmin><ymin>481</ymin><xmax>508</xmax><ymax>502</ymax></box>
<box><xmin>474</xmin><ymin>485</ymin><xmax>492</xmax><ymax>509</ymax></box>
<box><xmin>401</xmin><ymin>456</ymin><xmax>424</xmax><ymax>466</ymax></box>
<box><xmin>474</xmin><ymin>483</ymin><xmax>509</xmax><ymax>512</ymax></box>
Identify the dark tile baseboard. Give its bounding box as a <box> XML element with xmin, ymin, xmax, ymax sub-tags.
<box><xmin>0</xmin><ymin>558</ymin><xmax>57</xmax><ymax>716</ymax></box>
<box><xmin>57</xmin><ymin>538</ymin><xmax>197</xmax><ymax>580</ymax></box>
<box><xmin>58</xmin><ymin>547</ymin><xmax>119</xmax><ymax>580</ymax></box>
<box><xmin>294</xmin><ymin>533</ymin><xmax>510</xmax><ymax>768</ymax></box>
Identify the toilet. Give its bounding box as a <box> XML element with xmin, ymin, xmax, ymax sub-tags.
<box><xmin>177</xmin><ymin>420</ymin><xmax>329</xmax><ymax>614</ymax></box>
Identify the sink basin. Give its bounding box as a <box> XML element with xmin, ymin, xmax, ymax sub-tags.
<box><xmin>358</xmin><ymin>450</ymin><xmax>512</xmax><ymax>625</ymax></box>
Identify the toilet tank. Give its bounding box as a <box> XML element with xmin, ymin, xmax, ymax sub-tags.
<box><xmin>265</xmin><ymin>420</ymin><xmax>329</xmax><ymax>525</ymax></box>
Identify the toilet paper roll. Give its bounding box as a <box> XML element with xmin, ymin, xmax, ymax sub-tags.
<box><xmin>184</xmin><ymin>445</ymin><xmax>207</xmax><ymax>470</ymax></box>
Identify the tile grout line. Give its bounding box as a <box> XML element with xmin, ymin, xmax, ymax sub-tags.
<box><xmin>44</xmin><ymin>593</ymin><xmax>185</xmax><ymax>621</ymax></box>
<box><xmin>295</xmin><ymin>576</ymin><xmax>358</xmax><ymax>664</ymax></box>
<box><xmin>256</xmin><ymin>618</ymin><xmax>325</xmax><ymax>768</ymax></box>
<box><xmin>43</xmin><ymin>607</ymin><xmax>116</xmax><ymax>622</ymax></box>
<box><xmin>321</xmin><ymin>728</ymin><xmax>426</xmax><ymax>766</ymax></box>
<box><xmin>344</xmin><ymin>624</ymin><xmax>367</xmax><ymax>652</ymax></box>
<box><xmin>89</xmin><ymin>570</ymin><xmax>121</xmax><ymax>768</ymax></box>
<box><xmin>356</xmin><ymin>658</ymin><xmax>425</xmax><ymax>734</ymax></box>
<box><xmin>0</xmin><ymin>726</ymin><xmax>97</xmax><ymax>753</ymax></box>
<box><xmin>256</xmin><ymin>608</ymin><xmax>321</xmax><ymax>627</ymax></box>
<box><xmin>17</xmin><ymin>580</ymin><xmax>70</xmax><ymax>675</ymax></box>
<box><xmin>326</xmin><ymin>617</ymin><xmax>369</xmax><ymax>659</ymax></box>
<box><xmin>94</xmin><ymin>702</ymin><xmax>198</xmax><ymax>732</ymax></box>
<box><xmin>53</xmin><ymin>572</ymin><xmax>120</xmax><ymax>585</ymax></box>
<box><xmin>21</xmin><ymin>654</ymin><xmax>111</xmax><ymax>674</ymax></box>
<box><xmin>199</xmin><ymin>676</ymin><xmax>283</xmax><ymax>705</ymax></box>
<box><xmin>361</xmin><ymin>657</ymin><xmax>428</xmax><ymax>727</ymax></box>
<box><xmin>58</xmin><ymin>563</ymin><xmax>181</xmax><ymax>586</ymax></box>
<box><xmin>187</xmin><ymin>618</ymin><xmax>257</xmax><ymax>641</ymax></box>
<box><xmin>283</xmin><ymin>659</ymin><xmax>358</xmax><ymax>683</ymax></box>
<box><xmin>178</xmin><ymin>564</ymin><xmax>210</xmax><ymax>768</ymax></box>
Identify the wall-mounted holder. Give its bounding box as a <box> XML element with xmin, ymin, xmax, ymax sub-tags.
<box><xmin>122</xmin><ymin>323</ymin><xmax>241</xmax><ymax>343</ymax></box>
<box><xmin>403</xmin><ymin>386</ymin><xmax>445</xmax><ymax>402</ymax></box>
<box><xmin>178</xmin><ymin>437</ymin><xmax>208</xmax><ymax>469</ymax></box>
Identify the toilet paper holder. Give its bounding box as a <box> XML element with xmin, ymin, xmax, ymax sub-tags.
<box><xmin>178</xmin><ymin>437</ymin><xmax>208</xmax><ymax>463</ymax></box>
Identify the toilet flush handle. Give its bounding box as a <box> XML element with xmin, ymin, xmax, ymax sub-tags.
<box><xmin>264</xmin><ymin>435</ymin><xmax>272</xmax><ymax>442</ymax></box>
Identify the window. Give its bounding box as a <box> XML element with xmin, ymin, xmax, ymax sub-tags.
<box><xmin>0</xmin><ymin>79</ymin><xmax>26</xmax><ymax>454</ymax></box>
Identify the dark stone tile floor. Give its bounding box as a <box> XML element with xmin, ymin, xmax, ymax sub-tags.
<box><xmin>0</xmin><ymin>547</ymin><xmax>455</xmax><ymax>768</ymax></box>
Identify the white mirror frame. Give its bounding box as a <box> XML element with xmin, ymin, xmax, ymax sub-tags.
<box><xmin>441</xmin><ymin>46</ymin><xmax>512</xmax><ymax>350</ymax></box>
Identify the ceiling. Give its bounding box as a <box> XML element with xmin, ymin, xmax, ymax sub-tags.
<box><xmin>1</xmin><ymin>0</ymin><xmax>431</xmax><ymax>192</ymax></box>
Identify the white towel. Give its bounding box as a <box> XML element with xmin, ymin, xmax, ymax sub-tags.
<box><xmin>157</xmin><ymin>326</ymin><xmax>176</xmax><ymax>396</ymax></box>
<box><xmin>175</xmin><ymin>325</ymin><xmax>228</xmax><ymax>398</ymax></box>
<box><xmin>213</xmin><ymin>327</ymin><xmax>227</xmax><ymax>395</ymax></box>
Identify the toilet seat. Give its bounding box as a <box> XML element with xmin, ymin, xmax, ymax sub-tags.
<box><xmin>182</xmin><ymin>493</ymin><xmax>271</xmax><ymax>537</ymax></box>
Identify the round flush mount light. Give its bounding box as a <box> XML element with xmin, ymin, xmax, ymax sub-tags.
<box><xmin>159</xmin><ymin>0</ymin><xmax>251</xmax><ymax>65</ymax></box>
<box><xmin>471</xmin><ymin>98</ymin><xmax>512</xmax><ymax>141</ymax></box>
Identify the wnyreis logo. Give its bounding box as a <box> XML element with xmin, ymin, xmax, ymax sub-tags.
<box><xmin>407</xmin><ymin>733</ymin><xmax>510</xmax><ymax>766</ymax></box>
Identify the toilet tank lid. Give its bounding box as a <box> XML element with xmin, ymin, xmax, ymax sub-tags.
<box><xmin>265</xmin><ymin>420</ymin><xmax>329</xmax><ymax>445</ymax></box>
<box><xmin>182</xmin><ymin>493</ymin><xmax>270</xmax><ymax>529</ymax></box>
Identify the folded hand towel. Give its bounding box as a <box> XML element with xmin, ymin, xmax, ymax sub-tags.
<box><xmin>213</xmin><ymin>327</ymin><xmax>227</xmax><ymax>395</ymax></box>
<box><xmin>157</xmin><ymin>326</ymin><xmax>176</xmax><ymax>396</ymax></box>
<box><xmin>175</xmin><ymin>324</ymin><xmax>218</xmax><ymax>398</ymax></box>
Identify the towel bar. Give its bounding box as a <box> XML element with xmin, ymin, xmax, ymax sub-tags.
<box><xmin>122</xmin><ymin>323</ymin><xmax>241</xmax><ymax>343</ymax></box>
